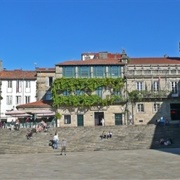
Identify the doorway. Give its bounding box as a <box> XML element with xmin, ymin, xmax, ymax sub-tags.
<box><xmin>77</xmin><ymin>115</ymin><xmax>84</xmax><ymax>126</ymax></box>
<box><xmin>170</xmin><ymin>103</ymin><xmax>180</xmax><ymax>120</ymax></box>
<box><xmin>94</xmin><ymin>112</ymin><xmax>104</xmax><ymax>126</ymax></box>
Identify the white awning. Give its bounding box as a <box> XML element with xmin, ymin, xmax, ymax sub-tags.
<box><xmin>27</xmin><ymin>110</ymin><xmax>55</xmax><ymax>114</ymax></box>
<box><xmin>5</xmin><ymin>110</ymin><xmax>26</xmax><ymax>115</ymax></box>
<box><xmin>36</xmin><ymin>112</ymin><xmax>55</xmax><ymax>117</ymax></box>
<box><xmin>11</xmin><ymin>114</ymin><xmax>32</xmax><ymax>117</ymax></box>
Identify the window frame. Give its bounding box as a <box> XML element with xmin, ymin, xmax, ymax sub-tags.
<box><xmin>78</xmin><ymin>66</ymin><xmax>90</xmax><ymax>78</ymax></box>
<box><xmin>108</xmin><ymin>66</ymin><xmax>120</xmax><ymax>78</ymax></box>
<box><xmin>136</xmin><ymin>81</ymin><xmax>143</xmax><ymax>91</ymax></box>
<box><xmin>63</xmin><ymin>66</ymin><xmax>75</xmax><ymax>77</ymax></box>
<box><xmin>64</xmin><ymin>115</ymin><xmax>71</xmax><ymax>124</ymax></box>
<box><xmin>153</xmin><ymin>103</ymin><xmax>160</xmax><ymax>112</ymax></box>
<box><xmin>137</xmin><ymin>103</ymin><xmax>144</xmax><ymax>112</ymax></box>
<box><xmin>93</xmin><ymin>66</ymin><xmax>105</xmax><ymax>78</ymax></box>
<box><xmin>6</xmin><ymin>95</ymin><xmax>12</xmax><ymax>105</ymax></box>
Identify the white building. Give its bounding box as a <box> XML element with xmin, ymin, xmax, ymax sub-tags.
<box><xmin>0</xmin><ymin>69</ymin><xmax>37</xmax><ymax>122</ymax></box>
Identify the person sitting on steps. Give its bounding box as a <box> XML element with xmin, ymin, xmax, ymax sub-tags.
<box><xmin>100</xmin><ymin>131</ymin><xmax>106</xmax><ymax>139</ymax></box>
<box><xmin>107</xmin><ymin>131</ymin><xmax>112</xmax><ymax>139</ymax></box>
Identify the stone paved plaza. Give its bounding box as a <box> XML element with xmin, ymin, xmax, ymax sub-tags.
<box><xmin>0</xmin><ymin>148</ymin><xmax>180</xmax><ymax>179</ymax></box>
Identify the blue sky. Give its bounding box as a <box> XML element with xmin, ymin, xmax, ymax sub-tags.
<box><xmin>0</xmin><ymin>0</ymin><xmax>180</xmax><ymax>70</ymax></box>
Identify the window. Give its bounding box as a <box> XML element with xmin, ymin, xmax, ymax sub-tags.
<box><xmin>16</xmin><ymin>80</ymin><xmax>22</xmax><ymax>92</ymax></box>
<box><xmin>93</xmin><ymin>66</ymin><xmax>105</xmax><ymax>77</ymax></box>
<box><xmin>152</xmin><ymin>81</ymin><xmax>159</xmax><ymax>91</ymax></box>
<box><xmin>171</xmin><ymin>82</ymin><xmax>178</xmax><ymax>94</ymax></box>
<box><xmin>96</xmin><ymin>87</ymin><xmax>102</xmax><ymax>98</ymax></box>
<box><xmin>16</xmin><ymin>96</ymin><xmax>21</xmax><ymax>104</ymax></box>
<box><xmin>63</xmin><ymin>91</ymin><xmax>70</xmax><ymax>96</ymax></box>
<box><xmin>136</xmin><ymin>82</ymin><xmax>143</xmax><ymax>91</ymax></box>
<box><xmin>115</xmin><ymin>113</ymin><xmax>123</xmax><ymax>125</ymax></box>
<box><xmin>25</xmin><ymin>96</ymin><xmax>30</xmax><ymax>103</ymax></box>
<box><xmin>137</xmin><ymin>104</ymin><xmax>144</xmax><ymax>112</ymax></box>
<box><xmin>63</xmin><ymin>66</ymin><xmax>75</xmax><ymax>77</ymax></box>
<box><xmin>78</xmin><ymin>66</ymin><xmax>90</xmax><ymax>78</ymax></box>
<box><xmin>154</xmin><ymin>103</ymin><xmax>160</xmax><ymax>112</ymax></box>
<box><xmin>48</xmin><ymin>77</ymin><xmax>53</xmax><ymax>86</ymax></box>
<box><xmin>75</xmin><ymin>90</ymin><xmax>84</xmax><ymax>95</ymax></box>
<box><xmin>64</xmin><ymin>115</ymin><xmax>71</xmax><ymax>124</ymax></box>
<box><xmin>6</xmin><ymin>95</ymin><xmax>12</xmax><ymax>105</ymax></box>
<box><xmin>7</xmin><ymin>80</ymin><xmax>12</xmax><ymax>88</ymax></box>
<box><xmin>25</xmin><ymin>81</ymin><xmax>30</xmax><ymax>88</ymax></box>
<box><xmin>108</xmin><ymin>66</ymin><xmax>120</xmax><ymax>77</ymax></box>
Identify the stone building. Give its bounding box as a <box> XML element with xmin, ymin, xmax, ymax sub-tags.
<box><xmin>16</xmin><ymin>51</ymin><xmax>180</xmax><ymax>127</ymax></box>
<box><xmin>126</xmin><ymin>56</ymin><xmax>180</xmax><ymax>125</ymax></box>
<box><xmin>54</xmin><ymin>52</ymin><xmax>127</xmax><ymax>127</ymax></box>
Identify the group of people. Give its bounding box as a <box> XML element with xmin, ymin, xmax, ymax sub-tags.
<box><xmin>159</xmin><ymin>137</ymin><xmax>173</xmax><ymax>146</ymax></box>
<box><xmin>9</xmin><ymin>118</ymin><xmax>20</xmax><ymax>131</ymax></box>
<box><xmin>35</xmin><ymin>121</ymin><xmax>48</xmax><ymax>132</ymax></box>
<box><xmin>155</xmin><ymin>117</ymin><xmax>170</xmax><ymax>126</ymax></box>
<box><xmin>26</xmin><ymin>121</ymin><xmax>48</xmax><ymax>139</ymax></box>
<box><xmin>49</xmin><ymin>131</ymin><xmax>67</xmax><ymax>155</ymax></box>
<box><xmin>100</xmin><ymin>131</ymin><xmax>112</xmax><ymax>139</ymax></box>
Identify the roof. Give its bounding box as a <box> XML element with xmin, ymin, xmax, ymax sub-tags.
<box><xmin>0</xmin><ymin>69</ymin><xmax>36</xmax><ymax>80</ymax></box>
<box><xmin>16</xmin><ymin>100</ymin><xmax>53</xmax><ymax>108</ymax></box>
<box><xmin>129</xmin><ymin>57</ymin><xmax>180</xmax><ymax>65</ymax></box>
<box><xmin>56</xmin><ymin>58</ymin><xmax>124</xmax><ymax>66</ymax></box>
<box><xmin>56</xmin><ymin>56</ymin><xmax>180</xmax><ymax>66</ymax></box>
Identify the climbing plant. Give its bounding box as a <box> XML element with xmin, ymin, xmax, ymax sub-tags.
<box><xmin>51</xmin><ymin>77</ymin><xmax>125</xmax><ymax>107</ymax></box>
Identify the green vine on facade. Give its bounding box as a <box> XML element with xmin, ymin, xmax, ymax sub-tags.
<box><xmin>51</xmin><ymin>77</ymin><xmax>125</xmax><ymax>107</ymax></box>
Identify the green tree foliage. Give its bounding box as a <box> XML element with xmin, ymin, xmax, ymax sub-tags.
<box><xmin>51</xmin><ymin>78</ymin><xmax>125</xmax><ymax>107</ymax></box>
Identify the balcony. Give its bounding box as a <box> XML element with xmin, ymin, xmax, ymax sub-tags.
<box><xmin>140</xmin><ymin>90</ymin><xmax>176</xmax><ymax>99</ymax></box>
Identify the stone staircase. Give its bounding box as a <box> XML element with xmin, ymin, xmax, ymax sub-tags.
<box><xmin>0</xmin><ymin>124</ymin><xmax>180</xmax><ymax>154</ymax></box>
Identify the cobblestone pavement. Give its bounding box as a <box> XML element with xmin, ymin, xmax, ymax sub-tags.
<box><xmin>0</xmin><ymin>148</ymin><xmax>180</xmax><ymax>180</ymax></box>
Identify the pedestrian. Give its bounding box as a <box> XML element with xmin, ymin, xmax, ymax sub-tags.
<box><xmin>60</xmin><ymin>138</ymin><xmax>67</xmax><ymax>155</ymax></box>
<box><xmin>52</xmin><ymin>131</ymin><xmax>59</xmax><ymax>149</ymax></box>
<box><xmin>101</xmin><ymin>118</ymin><xmax>105</xmax><ymax>126</ymax></box>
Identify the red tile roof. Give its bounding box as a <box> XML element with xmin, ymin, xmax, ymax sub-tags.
<box><xmin>129</xmin><ymin>57</ymin><xmax>180</xmax><ymax>65</ymax></box>
<box><xmin>56</xmin><ymin>57</ymin><xmax>180</xmax><ymax>66</ymax></box>
<box><xmin>17</xmin><ymin>100</ymin><xmax>52</xmax><ymax>108</ymax></box>
<box><xmin>0</xmin><ymin>69</ymin><xmax>36</xmax><ymax>80</ymax></box>
<box><xmin>56</xmin><ymin>59</ymin><xmax>124</xmax><ymax>66</ymax></box>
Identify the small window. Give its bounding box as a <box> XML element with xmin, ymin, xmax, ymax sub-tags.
<box><xmin>152</xmin><ymin>81</ymin><xmax>160</xmax><ymax>91</ymax></box>
<box><xmin>154</xmin><ymin>103</ymin><xmax>160</xmax><ymax>112</ymax></box>
<box><xmin>137</xmin><ymin>104</ymin><xmax>144</xmax><ymax>112</ymax></box>
<box><xmin>171</xmin><ymin>81</ymin><xmax>178</xmax><ymax>94</ymax></box>
<box><xmin>25</xmin><ymin>96</ymin><xmax>30</xmax><ymax>103</ymax></box>
<box><xmin>16</xmin><ymin>96</ymin><xmax>21</xmax><ymax>104</ymax></box>
<box><xmin>6</xmin><ymin>95</ymin><xmax>12</xmax><ymax>105</ymax></box>
<box><xmin>49</xmin><ymin>77</ymin><xmax>53</xmax><ymax>86</ymax></box>
<box><xmin>25</xmin><ymin>81</ymin><xmax>30</xmax><ymax>88</ymax></box>
<box><xmin>136</xmin><ymin>82</ymin><xmax>143</xmax><ymax>91</ymax></box>
<box><xmin>64</xmin><ymin>115</ymin><xmax>71</xmax><ymax>124</ymax></box>
<box><xmin>7</xmin><ymin>80</ymin><xmax>12</xmax><ymax>88</ymax></box>
<box><xmin>16</xmin><ymin>80</ymin><xmax>22</xmax><ymax>92</ymax></box>
<box><xmin>63</xmin><ymin>91</ymin><xmax>70</xmax><ymax>96</ymax></box>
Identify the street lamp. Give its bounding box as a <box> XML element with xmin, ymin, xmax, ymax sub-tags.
<box><xmin>121</xmin><ymin>49</ymin><xmax>129</xmax><ymax>125</ymax></box>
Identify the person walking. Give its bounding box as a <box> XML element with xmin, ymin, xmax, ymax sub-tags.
<box><xmin>60</xmin><ymin>138</ymin><xmax>67</xmax><ymax>155</ymax></box>
<box><xmin>52</xmin><ymin>131</ymin><xmax>59</xmax><ymax>149</ymax></box>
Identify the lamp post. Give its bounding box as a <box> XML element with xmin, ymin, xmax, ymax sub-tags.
<box><xmin>0</xmin><ymin>81</ymin><xmax>2</xmax><ymax>123</ymax></box>
<box><xmin>121</xmin><ymin>49</ymin><xmax>129</xmax><ymax>125</ymax></box>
